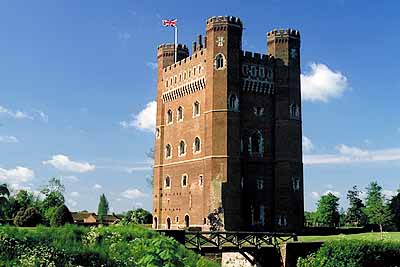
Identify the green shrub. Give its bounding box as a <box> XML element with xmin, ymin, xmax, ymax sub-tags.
<box><xmin>13</xmin><ymin>207</ymin><xmax>42</xmax><ymax>227</ymax></box>
<box><xmin>0</xmin><ymin>224</ymin><xmax>219</xmax><ymax>267</ymax></box>
<box><xmin>298</xmin><ymin>239</ymin><xmax>400</xmax><ymax>267</ymax></box>
<box><xmin>50</xmin><ymin>205</ymin><xmax>74</xmax><ymax>227</ymax></box>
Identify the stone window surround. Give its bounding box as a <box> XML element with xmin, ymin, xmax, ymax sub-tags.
<box><xmin>165</xmin><ymin>144</ymin><xmax>172</xmax><ymax>159</ymax></box>
<box><xmin>177</xmin><ymin>106</ymin><xmax>184</xmax><ymax>122</ymax></box>
<box><xmin>178</xmin><ymin>140</ymin><xmax>186</xmax><ymax>157</ymax></box>
<box><xmin>193</xmin><ymin>136</ymin><xmax>201</xmax><ymax>153</ymax></box>
<box><xmin>165</xmin><ymin>176</ymin><xmax>171</xmax><ymax>189</ymax></box>
<box><xmin>193</xmin><ymin>101</ymin><xmax>201</xmax><ymax>117</ymax></box>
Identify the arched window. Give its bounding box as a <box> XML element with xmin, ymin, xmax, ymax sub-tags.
<box><xmin>290</xmin><ymin>104</ymin><xmax>300</xmax><ymax>119</ymax></box>
<box><xmin>193</xmin><ymin>101</ymin><xmax>200</xmax><ymax>117</ymax></box>
<box><xmin>155</xmin><ymin>128</ymin><xmax>160</xmax><ymax>139</ymax></box>
<box><xmin>193</xmin><ymin>137</ymin><xmax>201</xmax><ymax>153</ymax></box>
<box><xmin>249</xmin><ymin>131</ymin><xmax>263</xmax><ymax>154</ymax></box>
<box><xmin>153</xmin><ymin>217</ymin><xmax>158</xmax><ymax>229</ymax></box>
<box><xmin>198</xmin><ymin>175</ymin><xmax>204</xmax><ymax>187</ymax></box>
<box><xmin>214</xmin><ymin>53</ymin><xmax>225</xmax><ymax>70</ymax></box>
<box><xmin>228</xmin><ymin>94</ymin><xmax>239</xmax><ymax>112</ymax></box>
<box><xmin>179</xmin><ymin>140</ymin><xmax>186</xmax><ymax>156</ymax></box>
<box><xmin>166</xmin><ymin>217</ymin><xmax>171</xmax><ymax>229</ymax></box>
<box><xmin>184</xmin><ymin>215</ymin><xmax>190</xmax><ymax>228</ymax></box>
<box><xmin>165</xmin><ymin>144</ymin><xmax>172</xmax><ymax>159</ymax></box>
<box><xmin>165</xmin><ymin>176</ymin><xmax>171</xmax><ymax>188</ymax></box>
<box><xmin>181</xmin><ymin>174</ymin><xmax>188</xmax><ymax>187</ymax></box>
<box><xmin>167</xmin><ymin>109</ymin><xmax>173</xmax><ymax>124</ymax></box>
<box><xmin>292</xmin><ymin>177</ymin><xmax>300</xmax><ymax>192</ymax></box>
<box><xmin>177</xmin><ymin>106</ymin><xmax>183</xmax><ymax>122</ymax></box>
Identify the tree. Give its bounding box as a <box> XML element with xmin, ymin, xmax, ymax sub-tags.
<box><xmin>39</xmin><ymin>178</ymin><xmax>65</xmax><ymax>225</ymax></box>
<box><xmin>50</xmin><ymin>205</ymin><xmax>74</xmax><ymax>226</ymax></box>
<box><xmin>0</xmin><ymin>184</ymin><xmax>10</xmax><ymax>217</ymax></box>
<box><xmin>315</xmin><ymin>193</ymin><xmax>340</xmax><ymax>227</ymax></box>
<box><xmin>364</xmin><ymin>181</ymin><xmax>393</xmax><ymax>238</ymax></box>
<box><xmin>389</xmin><ymin>188</ymin><xmax>400</xmax><ymax>230</ymax></box>
<box><xmin>304</xmin><ymin>211</ymin><xmax>317</xmax><ymax>227</ymax></box>
<box><xmin>97</xmin><ymin>194</ymin><xmax>109</xmax><ymax>223</ymax></box>
<box><xmin>123</xmin><ymin>208</ymin><xmax>152</xmax><ymax>224</ymax></box>
<box><xmin>13</xmin><ymin>207</ymin><xmax>42</xmax><ymax>227</ymax></box>
<box><xmin>15</xmin><ymin>190</ymin><xmax>35</xmax><ymax>211</ymax></box>
<box><xmin>345</xmin><ymin>185</ymin><xmax>367</xmax><ymax>226</ymax></box>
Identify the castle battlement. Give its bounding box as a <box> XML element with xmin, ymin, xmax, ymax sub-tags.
<box><xmin>157</xmin><ymin>43</ymin><xmax>189</xmax><ymax>50</ymax></box>
<box><xmin>163</xmin><ymin>49</ymin><xmax>206</xmax><ymax>73</ymax></box>
<box><xmin>206</xmin><ymin>15</ymin><xmax>242</xmax><ymax>26</ymax></box>
<box><xmin>241</xmin><ymin>51</ymin><xmax>274</xmax><ymax>64</ymax></box>
<box><xmin>267</xmin><ymin>28</ymin><xmax>300</xmax><ymax>38</ymax></box>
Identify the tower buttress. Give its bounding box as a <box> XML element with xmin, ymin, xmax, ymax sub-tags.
<box><xmin>267</xmin><ymin>29</ymin><xmax>303</xmax><ymax>232</ymax></box>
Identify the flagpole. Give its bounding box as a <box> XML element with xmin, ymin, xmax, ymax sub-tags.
<box><xmin>174</xmin><ymin>23</ymin><xmax>178</xmax><ymax>63</ymax></box>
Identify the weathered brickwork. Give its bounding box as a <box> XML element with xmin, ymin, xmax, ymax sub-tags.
<box><xmin>153</xmin><ymin>16</ymin><xmax>303</xmax><ymax>232</ymax></box>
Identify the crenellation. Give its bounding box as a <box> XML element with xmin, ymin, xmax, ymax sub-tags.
<box><xmin>267</xmin><ymin>28</ymin><xmax>300</xmax><ymax>38</ymax></box>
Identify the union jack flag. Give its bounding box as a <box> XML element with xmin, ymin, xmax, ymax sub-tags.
<box><xmin>162</xmin><ymin>19</ymin><xmax>177</xmax><ymax>27</ymax></box>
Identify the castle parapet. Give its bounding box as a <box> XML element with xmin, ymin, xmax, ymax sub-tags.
<box><xmin>241</xmin><ymin>50</ymin><xmax>274</xmax><ymax>64</ymax></box>
<box><xmin>267</xmin><ymin>28</ymin><xmax>300</xmax><ymax>38</ymax></box>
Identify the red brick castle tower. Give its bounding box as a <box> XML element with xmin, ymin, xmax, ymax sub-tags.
<box><xmin>153</xmin><ymin>16</ymin><xmax>303</xmax><ymax>232</ymax></box>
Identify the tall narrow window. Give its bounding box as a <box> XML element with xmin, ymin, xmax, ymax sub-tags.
<box><xmin>249</xmin><ymin>131</ymin><xmax>263</xmax><ymax>154</ymax></box>
<box><xmin>292</xmin><ymin>177</ymin><xmax>300</xmax><ymax>192</ymax></box>
<box><xmin>167</xmin><ymin>109</ymin><xmax>173</xmax><ymax>124</ymax></box>
<box><xmin>214</xmin><ymin>53</ymin><xmax>225</xmax><ymax>70</ymax></box>
<box><xmin>177</xmin><ymin>106</ymin><xmax>183</xmax><ymax>122</ymax></box>
<box><xmin>290</xmin><ymin>104</ymin><xmax>300</xmax><ymax>119</ymax></box>
<box><xmin>181</xmin><ymin>174</ymin><xmax>188</xmax><ymax>187</ymax></box>
<box><xmin>179</xmin><ymin>140</ymin><xmax>186</xmax><ymax>156</ymax></box>
<box><xmin>165</xmin><ymin>144</ymin><xmax>172</xmax><ymax>159</ymax></box>
<box><xmin>193</xmin><ymin>137</ymin><xmax>201</xmax><ymax>153</ymax></box>
<box><xmin>165</xmin><ymin>176</ymin><xmax>171</xmax><ymax>188</ymax></box>
<box><xmin>198</xmin><ymin>175</ymin><xmax>204</xmax><ymax>187</ymax></box>
<box><xmin>193</xmin><ymin>101</ymin><xmax>200</xmax><ymax>117</ymax></box>
<box><xmin>228</xmin><ymin>94</ymin><xmax>239</xmax><ymax>112</ymax></box>
<box><xmin>257</xmin><ymin>178</ymin><xmax>264</xmax><ymax>190</ymax></box>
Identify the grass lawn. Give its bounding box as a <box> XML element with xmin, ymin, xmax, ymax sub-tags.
<box><xmin>298</xmin><ymin>232</ymin><xmax>400</xmax><ymax>242</ymax></box>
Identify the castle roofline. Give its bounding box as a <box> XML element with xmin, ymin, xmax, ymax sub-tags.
<box><xmin>206</xmin><ymin>16</ymin><xmax>242</xmax><ymax>27</ymax></box>
<box><xmin>267</xmin><ymin>28</ymin><xmax>300</xmax><ymax>37</ymax></box>
<box><xmin>157</xmin><ymin>43</ymin><xmax>189</xmax><ymax>50</ymax></box>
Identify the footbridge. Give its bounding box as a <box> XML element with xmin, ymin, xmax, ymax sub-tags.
<box><xmin>157</xmin><ymin>230</ymin><xmax>298</xmax><ymax>266</ymax></box>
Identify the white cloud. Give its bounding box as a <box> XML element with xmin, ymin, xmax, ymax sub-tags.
<box><xmin>62</xmin><ymin>176</ymin><xmax>79</xmax><ymax>183</ymax></box>
<box><xmin>0</xmin><ymin>136</ymin><xmax>19</xmax><ymax>143</ymax></box>
<box><xmin>0</xmin><ymin>166</ymin><xmax>35</xmax><ymax>184</ymax></box>
<box><xmin>43</xmin><ymin>154</ymin><xmax>95</xmax><ymax>173</ymax></box>
<box><xmin>310</xmin><ymin>190</ymin><xmax>341</xmax><ymax>200</ymax></box>
<box><xmin>93</xmin><ymin>184</ymin><xmax>102</xmax><ymax>190</ymax></box>
<box><xmin>36</xmin><ymin>110</ymin><xmax>48</xmax><ymax>122</ymax></box>
<box><xmin>301</xmin><ymin>63</ymin><xmax>349</xmax><ymax>102</ymax></box>
<box><xmin>67</xmin><ymin>199</ymin><xmax>77</xmax><ymax>208</ymax></box>
<box><xmin>146</xmin><ymin>62</ymin><xmax>157</xmax><ymax>70</ymax></box>
<box><xmin>120</xmin><ymin>101</ymin><xmax>156</xmax><ymax>132</ymax></box>
<box><xmin>70</xmin><ymin>191</ymin><xmax>80</xmax><ymax>198</ymax></box>
<box><xmin>121</xmin><ymin>188</ymin><xmax>148</xmax><ymax>199</ymax></box>
<box><xmin>336</xmin><ymin>144</ymin><xmax>369</xmax><ymax>158</ymax></box>
<box><xmin>0</xmin><ymin>105</ymin><xmax>32</xmax><ymax>120</ymax></box>
<box><xmin>304</xmin><ymin>145</ymin><xmax>400</xmax><ymax>165</ymax></box>
<box><xmin>302</xmin><ymin>136</ymin><xmax>314</xmax><ymax>153</ymax></box>
<box><xmin>310</xmin><ymin>191</ymin><xmax>320</xmax><ymax>200</ymax></box>
<box><xmin>383</xmin><ymin>190</ymin><xmax>396</xmax><ymax>200</ymax></box>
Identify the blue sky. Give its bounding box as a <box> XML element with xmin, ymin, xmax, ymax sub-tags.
<box><xmin>0</xmin><ymin>0</ymin><xmax>399</xmax><ymax>213</ymax></box>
